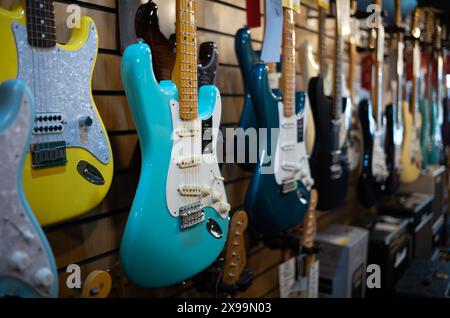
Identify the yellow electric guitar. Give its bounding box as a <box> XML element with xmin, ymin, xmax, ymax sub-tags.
<box><xmin>400</xmin><ymin>7</ymin><xmax>422</xmax><ymax>184</ymax></box>
<box><xmin>0</xmin><ymin>0</ymin><xmax>113</xmax><ymax>226</ymax></box>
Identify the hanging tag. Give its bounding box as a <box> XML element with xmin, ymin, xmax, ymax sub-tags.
<box><xmin>377</xmin><ymin>25</ymin><xmax>385</xmax><ymax>63</ymax></box>
<box><xmin>397</xmin><ymin>42</ymin><xmax>404</xmax><ymax>77</ymax></box>
<box><xmin>261</xmin><ymin>0</ymin><xmax>283</xmax><ymax>63</ymax></box>
<box><xmin>246</xmin><ymin>0</ymin><xmax>261</xmax><ymax>28</ymax></box>
<box><xmin>278</xmin><ymin>257</ymin><xmax>296</xmax><ymax>298</ymax></box>
<box><xmin>308</xmin><ymin>260</ymin><xmax>319</xmax><ymax>298</ymax></box>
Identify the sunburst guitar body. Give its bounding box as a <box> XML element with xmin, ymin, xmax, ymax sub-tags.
<box><xmin>0</xmin><ymin>0</ymin><xmax>113</xmax><ymax>226</ymax></box>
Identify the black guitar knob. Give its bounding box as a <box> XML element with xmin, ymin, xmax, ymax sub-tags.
<box><xmin>79</xmin><ymin>116</ymin><xmax>93</xmax><ymax>128</ymax></box>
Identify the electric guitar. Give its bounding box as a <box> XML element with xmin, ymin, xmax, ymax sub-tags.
<box><xmin>245</xmin><ymin>5</ymin><xmax>313</xmax><ymax>234</ymax></box>
<box><xmin>384</xmin><ymin>0</ymin><xmax>404</xmax><ymax>194</ymax></box>
<box><xmin>135</xmin><ymin>0</ymin><xmax>219</xmax><ymax>85</ymax></box>
<box><xmin>308</xmin><ymin>0</ymin><xmax>351</xmax><ymax>210</ymax></box>
<box><xmin>0</xmin><ymin>80</ymin><xmax>58</xmax><ymax>298</ymax></box>
<box><xmin>441</xmin><ymin>26</ymin><xmax>450</xmax><ymax>157</ymax></box>
<box><xmin>120</xmin><ymin>0</ymin><xmax>230</xmax><ymax>288</ymax></box>
<box><xmin>0</xmin><ymin>0</ymin><xmax>113</xmax><ymax>226</ymax></box>
<box><xmin>301</xmin><ymin>189</ymin><xmax>318</xmax><ymax>280</ymax></box>
<box><xmin>400</xmin><ymin>7</ymin><xmax>422</xmax><ymax>184</ymax></box>
<box><xmin>357</xmin><ymin>4</ymin><xmax>389</xmax><ymax>207</ymax></box>
<box><xmin>234</xmin><ymin>26</ymin><xmax>261</xmax><ymax>172</ymax></box>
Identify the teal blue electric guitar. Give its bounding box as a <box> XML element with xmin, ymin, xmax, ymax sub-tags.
<box><xmin>245</xmin><ymin>7</ymin><xmax>313</xmax><ymax>234</ymax></box>
<box><xmin>120</xmin><ymin>0</ymin><xmax>230</xmax><ymax>288</ymax></box>
<box><xmin>0</xmin><ymin>80</ymin><xmax>58</xmax><ymax>298</ymax></box>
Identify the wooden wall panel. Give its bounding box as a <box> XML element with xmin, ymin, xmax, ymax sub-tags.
<box><xmin>0</xmin><ymin>0</ymin><xmax>366</xmax><ymax>298</ymax></box>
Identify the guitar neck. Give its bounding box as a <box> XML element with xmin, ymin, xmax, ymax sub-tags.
<box><xmin>373</xmin><ymin>0</ymin><xmax>383</xmax><ymax>128</ymax></box>
<box><xmin>410</xmin><ymin>8</ymin><xmax>421</xmax><ymax>119</ymax></box>
<box><xmin>394</xmin><ymin>0</ymin><xmax>403</xmax><ymax>125</ymax></box>
<box><xmin>302</xmin><ymin>190</ymin><xmax>318</xmax><ymax>277</ymax></box>
<box><xmin>333</xmin><ymin>6</ymin><xmax>342</xmax><ymax>120</ymax></box>
<box><xmin>318</xmin><ymin>5</ymin><xmax>327</xmax><ymax>78</ymax></box>
<box><xmin>173</xmin><ymin>0</ymin><xmax>198</xmax><ymax>121</ymax></box>
<box><xmin>281</xmin><ymin>7</ymin><xmax>296</xmax><ymax>118</ymax></box>
<box><xmin>26</xmin><ymin>0</ymin><xmax>56</xmax><ymax>48</ymax></box>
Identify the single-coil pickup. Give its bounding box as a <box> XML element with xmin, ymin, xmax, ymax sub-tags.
<box><xmin>178</xmin><ymin>185</ymin><xmax>202</xmax><ymax>196</ymax></box>
<box><xmin>282</xmin><ymin>180</ymin><xmax>298</xmax><ymax>194</ymax></box>
<box><xmin>177</xmin><ymin>126</ymin><xmax>199</xmax><ymax>137</ymax></box>
<box><xmin>281</xmin><ymin>143</ymin><xmax>296</xmax><ymax>151</ymax></box>
<box><xmin>33</xmin><ymin>113</ymin><xmax>64</xmax><ymax>135</ymax></box>
<box><xmin>177</xmin><ymin>156</ymin><xmax>201</xmax><ymax>168</ymax></box>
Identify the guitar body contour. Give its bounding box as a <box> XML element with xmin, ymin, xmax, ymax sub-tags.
<box><xmin>308</xmin><ymin>76</ymin><xmax>348</xmax><ymax>210</ymax></box>
<box><xmin>0</xmin><ymin>80</ymin><xmax>58</xmax><ymax>298</ymax></box>
<box><xmin>357</xmin><ymin>99</ymin><xmax>386</xmax><ymax>207</ymax></box>
<box><xmin>120</xmin><ymin>43</ymin><xmax>229</xmax><ymax>288</ymax></box>
<box><xmin>419</xmin><ymin>98</ymin><xmax>430</xmax><ymax>168</ymax></box>
<box><xmin>235</xmin><ymin>27</ymin><xmax>260</xmax><ymax>171</ymax></box>
<box><xmin>427</xmin><ymin>100</ymin><xmax>441</xmax><ymax>164</ymax></box>
<box><xmin>442</xmin><ymin>97</ymin><xmax>450</xmax><ymax>152</ymax></box>
<box><xmin>245</xmin><ymin>64</ymin><xmax>311</xmax><ymax>234</ymax></box>
<box><xmin>0</xmin><ymin>2</ymin><xmax>113</xmax><ymax>226</ymax></box>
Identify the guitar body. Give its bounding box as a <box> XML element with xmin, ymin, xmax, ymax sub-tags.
<box><xmin>0</xmin><ymin>80</ymin><xmax>58</xmax><ymax>298</ymax></box>
<box><xmin>400</xmin><ymin>102</ymin><xmax>421</xmax><ymax>183</ymax></box>
<box><xmin>0</xmin><ymin>4</ymin><xmax>113</xmax><ymax>226</ymax></box>
<box><xmin>384</xmin><ymin>104</ymin><xmax>400</xmax><ymax>194</ymax></box>
<box><xmin>245</xmin><ymin>64</ymin><xmax>312</xmax><ymax>234</ymax></box>
<box><xmin>442</xmin><ymin>97</ymin><xmax>450</xmax><ymax>149</ymax></box>
<box><xmin>235</xmin><ymin>27</ymin><xmax>260</xmax><ymax>171</ymax></box>
<box><xmin>427</xmin><ymin>100</ymin><xmax>441</xmax><ymax>164</ymax></box>
<box><xmin>357</xmin><ymin>99</ymin><xmax>387</xmax><ymax>207</ymax></box>
<box><xmin>308</xmin><ymin>76</ymin><xmax>348</xmax><ymax>210</ymax></box>
<box><xmin>120</xmin><ymin>43</ymin><xmax>229</xmax><ymax>288</ymax></box>
<box><xmin>136</xmin><ymin>0</ymin><xmax>218</xmax><ymax>85</ymax></box>
<box><xmin>419</xmin><ymin>98</ymin><xmax>430</xmax><ymax>168</ymax></box>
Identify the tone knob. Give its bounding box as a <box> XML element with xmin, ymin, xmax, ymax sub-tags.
<box><xmin>34</xmin><ymin>267</ymin><xmax>54</xmax><ymax>288</ymax></box>
<box><xmin>79</xmin><ymin>116</ymin><xmax>93</xmax><ymax>128</ymax></box>
<box><xmin>9</xmin><ymin>251</ymin><xmax>31</xmax><ymax>272</ymax></box>
<box><xmin>211</xmin><ymin>190</ymin><xmax>222</xmax><ymax>203</ymax></box>
<box><xmin>218</xmin><ymin>202</ymin><xmax>231</xmax><ymax>214</ymax></box>
<box><xmin>200</xmin><ymin>184</ymin><xmax>211</xmax><ymax>197</ymax></box>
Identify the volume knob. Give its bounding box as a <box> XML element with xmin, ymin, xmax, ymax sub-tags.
<box><xmin>211</xmin><ymin>190</ymin><xmax>222</xmax><ymax>203</ymax></box>
<box><xmin>200</xmin><ymin>184</ymin><xmax>211</xmax><ymax>197</ymax></box>
<box><xmin>9</xmin><ymin>251</ymin><xmax>31</xmax><ymax>272</ymax></box>
<box><xmin>218</xmin><ymin>202</ymin><xmax>231</xmax><ymax>214</ymax></box>
<box><xmin>34</xmin><ymin>267</ymin><xmax>54</xmax><ymax>288</ymax></box>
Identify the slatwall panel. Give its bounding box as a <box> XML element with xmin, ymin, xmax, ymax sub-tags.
<box><xmin>1</xmin><ymin>0</ymin><xmax>366</xmax><ymax>298</ymax></box>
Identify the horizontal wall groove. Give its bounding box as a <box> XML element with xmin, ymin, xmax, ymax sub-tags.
<box><xmin>55</xmin><ymin>0</ymin><xmax>117</xmax><ymax>13</ymax></box>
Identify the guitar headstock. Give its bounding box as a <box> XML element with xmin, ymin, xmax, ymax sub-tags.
<box><xmin>223</xmin><ymin>211</ymin><xmax>248</xmax><ymax>286</ymax></box>
<box><xmin>302</xmin><ymin>189</ymin><xmax>318</xmax><ymax>250</ymax></box>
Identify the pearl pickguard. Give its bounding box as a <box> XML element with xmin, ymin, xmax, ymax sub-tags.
<box><xmin>12</xmin><ymin>22</ymin><xmax>110</xmax><ymax>164</ymax></box>
<box><xmin>274</xmin><ymin>97</ymin><xmax>313</xmax><ymax>190</ymax></box>
<box><xmin>166</xmin><ymin>88</ymin><xmax>228</xmax><ymax>218</ymax></box>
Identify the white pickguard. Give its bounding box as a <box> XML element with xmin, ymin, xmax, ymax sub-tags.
<box><xmin>339</xmin><ymin>96</ymin><xmax>353</xmax><ymax>149</ymax></box>
<box><xmin>166</xmin><ymin>89</ymin><xmax>228</xmax><ymax>219</ymax></box>
<box><xmin>372</xmin><ymin>130</ymin><xmax>389</xmax><ymax>181</ymax></box>
<box><xmin>274</xmin><ymin>97</ymin><xmax>314</xmax><ymax>190</ymax></box>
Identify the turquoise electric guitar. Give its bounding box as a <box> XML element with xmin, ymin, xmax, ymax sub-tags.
<box><xmin>0</xmin><ymin>80</ymin><xmax>58</xmax><ymax>298</ymax></box>
<box><xmin>120</xmin><ymin>0</ymin><xmax>230</xmax><ymax>288</ymax></box>
<box><xmin>245</xmin><ymin>6</ymin><xmax>313</xmax><ymax>234</ymax></box>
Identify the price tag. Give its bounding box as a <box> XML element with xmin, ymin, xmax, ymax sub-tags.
<box><xmin>377</xmin><ymin>25</ymin><xmax>385</xmax><ymax>62</ymax></box>
<box><xmin>278</xmin><ymin>257</ymin><xmax>296</xmax><ymax>298</ymax></box>
<box><xmin>397</xmin><ymin>42</ymin><xmax>404</xmax><ymax>77</ymax></box>
<box><xmin>261</xmin><ymin>0</ymin><xmax>283</xmax><ymax>63</ymax></box>
<box><xmin>282</xmin><ymin>0</ymin><xmax>301</xmax><ymax>13</ymax></box>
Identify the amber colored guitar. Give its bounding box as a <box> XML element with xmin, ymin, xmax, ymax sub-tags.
<box><xmin>301</xmin><ymin>189</ymin><xmax>318</xmax><ymax>277</ymax></box>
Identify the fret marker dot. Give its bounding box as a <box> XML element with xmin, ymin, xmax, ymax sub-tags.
<box><xmin>41</xmin><ymin>19</ymin><xmax>44</xmax><ymax>24</ymax></box>
<box><xmin>40</xmin><ymin>3</ymin><xmax>44</xmax><ymax>8</ymax></box>
<box><xmin>42</xmin><ymin>34</ymin><xmax>46</xmax><ymax>39</ymax></box>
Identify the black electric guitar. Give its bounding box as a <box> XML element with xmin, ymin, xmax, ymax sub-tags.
<box><xmin>135</xmin><ymin>0</ymin><xmax>218</xmax><ymax>84</ymax></box>
<box><xmin>308</xmin><ymin>0</ymin><xmax>351</xmax><ymax>210</ymax></box>
<box><xmin>384</xmin><ymin>0</ymin><xmax>404</xmax><ymax>194</ymax></box>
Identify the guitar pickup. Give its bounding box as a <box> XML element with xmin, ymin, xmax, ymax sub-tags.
<box><xmin>179</xmin><ymin>201</ymin><xmax>205</xmax><ymax>230</ymax></box>
<box><xmin>177</xmin><ymin>126</ymin><xmax>199</xmax><ymax>137</ymax></box>
<box><xmin>177</xmin><ymin>156</ymin><xmax>201</xmax><ymax>168</ymax></box>
<box><xmin>178</xmin><ymin>185</ymin><xmax>202</xmax><ymax>196</ymax></box>
<box><xmin>30</xmin><ymin>141</ymin><xmax>67</xmax><ymax>169</ymax></box>
<box><xmin>282</xmin><ymin>180</ymin><xmax>298</xmax><ymax>194</ymax></box>
<box><xmin>33</xmin><ymin>112</ymin><xmax>64</xmax><ymax>135</ymax></box>
<box><xmin>281</xmin><ymin>143</ymin><xmax>295</xmax><ymax>151</ymax></box>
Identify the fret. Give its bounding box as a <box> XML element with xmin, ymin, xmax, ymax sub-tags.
<box><xmin>318</xmin><ymin>6</ymin><xmax>327</xmax><ymax>77</ymax></box>
<box><xmin>26</xmin><ymin>0</ymin><xmax>56</xmax><ymax>48</ymax></box>
<box><xmin>174</xmin><ymin>0</ymin><xmax>198</xmax><ymax>120</ymax></box>
<box><xmin>333</xmin><ymin>2</ymin><xmax>343</xmax><ymax>120</ymax></box>
<box><xmin>281</xmin><ymin>7</ymin><xmax>296</xmax><ymax>118</ymax></box>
